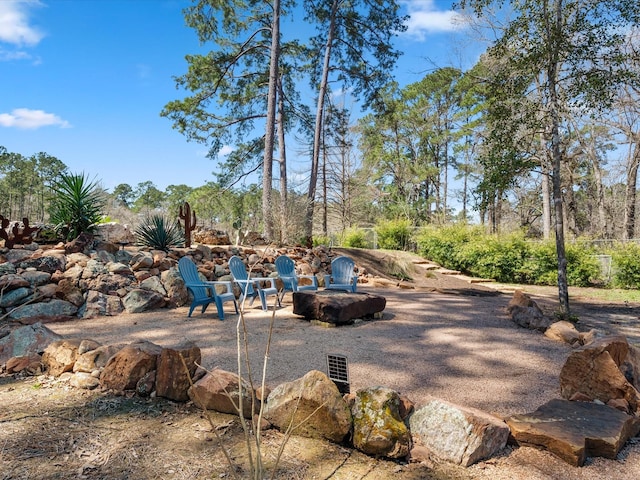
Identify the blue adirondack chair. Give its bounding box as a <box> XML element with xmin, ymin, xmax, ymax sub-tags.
<box><xmin>324</xmin><ymin>255</ymin><xmax>358</xmax><ymax>292</ymax></box>
<box><xmin>275</xmin><ymin>255</ymin><xmax>318</xmax><ymax>301</ymax></box>
<box><xmin>178</xmin><ymin>256</ymin><xmax>238</xmax><ymax>320</ymax></box>
<box><xmin>228</xmin><ymin>256</ymin><xmax>280</xmax><ymax>310</ymax></box>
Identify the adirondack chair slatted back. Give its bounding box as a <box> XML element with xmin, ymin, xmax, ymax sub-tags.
<box><xmin>324</xmin><ymin>255</ymin><xmax>357</xmax><ymax>292</ymax></box>
<box><xmin>178</xmin><ymin>256</ymin><xmax>238</xmax><ymax>320</ymax></box>
<box><xmin>178</xmin><ymin>257</ymin><xmax>238</xmax><ymax>320</ymax></box>
<box><xmin>229</xmin><ymin>255</ymin><xmax>281</xmax><ymax>310</ymax></box>
<box><xmin>275</xmin><ymin>255</ymin><xmax>297</xmax><ymax>291</ymax></box>
<box><xmin>178</xmin><ymin>257</ymin><xmax>210</xmax><ymax>304</ymax></box>
<box><xmin>275</xmin><ymin>255</ymin><xmax>318</xmax><ymax>298</ymax></box>
<box><xmin>229</xmin><ymin>256</ymin><xmax>257</xmax><ymax>297</ymax></box>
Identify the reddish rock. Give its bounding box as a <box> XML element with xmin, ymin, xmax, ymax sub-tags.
<box><xmin>560</xmin><ymin>335</ymin><xmax>640</xmax><ymax>412</ymax></box>
<box><xmin>293</xmin><ymin>291</ymin><xmax>386</xmax><ymax>325</ymax></box>
<box><xmin>6</xmin><ymin>354</ymin><xmax>43</xmax><ymax>374</ymax></box>
<box><xmin>42</xmin><ymin>339</ymin><xmax>83</xmax><ymax>376</ymax></box>
<box><xmin>100</xmin><ymin>341</ymin><xmax>162</xmax><ymax>392</ymax></box>
<box><xmin>507</xmin><ymin>398</ymin><xmax>640</xmax><ymax>466</ymax></box>
<box><xmin>507</xmin><ymin>290</ymin><xmax>551</xmax><ymax>331</ymax></box>
<box><xmin>155</xmin><ymin>342</ymin><xmax>201</xmax><ymax>402</ymax></box>
<box><xmin>188</xmin><ymin>369</ymin><xmax>256</xmax><ymax>418</ymax></box>
<box><xmin>74</xmin><ymin>344</ymin><xmax>125</xmax><ymax>373</ymax></box>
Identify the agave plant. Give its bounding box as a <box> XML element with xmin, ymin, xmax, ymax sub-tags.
<box><xmin>49</xmin><ymin>172</ymin><xmax>105</xmax><ymax>241</ymax></box>
<box><xmin>135</xmin><ymin>214</ymin><xmax>185</xmax><ymax>251</ymax></box>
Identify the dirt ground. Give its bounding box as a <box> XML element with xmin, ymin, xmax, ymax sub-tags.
<box><xmin>2</xmin><ymin>248</ymin><xmax>640</xmax><ymax>480</ymax></box>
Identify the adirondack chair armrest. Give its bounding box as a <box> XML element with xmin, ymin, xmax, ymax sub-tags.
<box><xmin>252</xmin><ymin>276</ymin><xmax>277</xmax><ymax>290</ymax></box>
<box><xmin>204</xmin><ymin>280</ymin><xmax>234</xmax><ymax>295</ymax></box>
<box><xmin>299</xmin><ymin>274</ymin><xmax>318</xmax><ymax>287</ymax></box>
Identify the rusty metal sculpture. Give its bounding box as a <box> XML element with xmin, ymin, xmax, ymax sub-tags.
<box><xmin>0</xmin><ymin>215</ymin><xmax>40</xmax><ymax>249</ymax></box>
<box><xmin>179</xmin><ymin>202</ymin><xmax>197</xmax><ymax>248</ymax></box>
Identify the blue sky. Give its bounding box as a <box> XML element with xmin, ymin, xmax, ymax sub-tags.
<box><xmin>1</xmin><ymin>0</ymin><xmax>476</xmax><ymax>193</ymax></box>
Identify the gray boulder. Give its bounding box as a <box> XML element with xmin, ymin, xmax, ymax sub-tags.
<box><xmin>409</xmin><ymin>397</ymin><xmax>509</xmax><ymax>467</ymax></box>
<box><xmin>264</xmin><ymin>370</ymin><xmax>352</xmax><ymax>443</ymax></box>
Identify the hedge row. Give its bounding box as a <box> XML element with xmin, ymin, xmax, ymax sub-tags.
<box><xmin>415</xmin><ymin>225</ymin><xmax>640</xmax><ymax>289</ymax></box>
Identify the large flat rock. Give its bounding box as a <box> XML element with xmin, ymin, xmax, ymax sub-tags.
<box><xmin>507</xmin><ymin>398</ymin><xmax>640</xmax><ymax>466</ymax></box>
<box><xmin>292</xmin><ymin>290</ymin><xmax>386</xmax><ymax>325</ymax></box>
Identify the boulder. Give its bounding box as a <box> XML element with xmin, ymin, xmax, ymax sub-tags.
<box><xmin>161</xmin><ymin>267</ymin><xmax>189</xmax><ymax>307</ymax></box>
<box><xmin>7</xmin><ymin>298</ymin><xmax>79</xmax><ymax>322</ymax></box>
<box><xmin>188</xmin><ymin>368</ymin><xmax>256</xmax><ymax>418</ymax></box>
<box><xmin>506</xmin><ymin>290</ymin><xmax>551</xmax><ymax>331</ymax></box>
<box><xmin>156</xmin><ymin>342</ymin><xmax>201</xmax><ymax>402</ymax></box>
<box><xmin>621</xmin><ymin>344</ymin><xmax>640</xmax><ymax>390</ymax></box>
<box><xmin>5</xmin><ymin>354</ymin><xmax>43</xmax><ymax>374</ymax></box>
<box><xmin>82</xmin><ymin>259</ymin><xmax>108</xmax><ymax>278</ymax></box>
<box><xmin>74</xmin><ymin>343</ymin><xmax>125</xmax><ymax>373</ymax></box>
<box><xmin>293</xmin><ymin>291</ymin><xmax>386</xmax><ymax>325</ymax></box>
<box><xmin>19</xmin><ymin>254</ymin><xmax>66</xmax><ymax>274</ymax></box>
<box><xmin>0</xmin><ymin>273</ymin><xmax>29</xmax><ymax>291</ymax></box>
<box><xmin>193</xmin><ymin>228</ymin><xmax>230</xmax><ymax>245</ymax></box>
<box><xmin>55</xmin><ymin>278</ymin><xmax>85</xmax><ymax>307</ymax></box>
<box><xmin>264</xmin><ymin>370</ymin><xmax>352</xmax><ymax>443</ymax></box>
<box><xmin>94</xmin><ymin>223</ymin><xmax>135</xmax><ymax>244</ymax></box>
<box><xmin>130</xmin><ymin>251</ymin><xmax>154</xmax><ymax>270</ymax></box>
<box><xmin>139</xmin><ymin>275</ymin><xmax>167</xmax><ymax>297</ymax></box>
<box><xmin>122</xmin><ymin>289</ymin><xmax>165</xmax><ymax>313</ymax></box>
<box><xmin>0</xmin><ymin>322</ymin><xmax>62</xmax><ymax>363</ymax></box>
<box><xmin>409</xmin><ymin>397</ymin><xmax>509</xmax><ymax>467</ymax></box>
<box><xmin>19</xmin><ymin>270</ymin><xmax>51</xmax><ymax>287</ymax></box>
<box><xmin>351</xmin><ymin>386</ymin><xmax>412</xmax><ymax>459</ymax></box>
<box><xmin>64</xmin><ymin>232</ymin><xmax>94</xmax><ymax>254</ymax></box>
<box><xmin>559</xmin><ymin>335</ymin><xmax>640</xmax><ymax>412</ymax></box>
<box><xmin>507</xmin><ymin>398</ymin><xmax>640</xmax><ymax>466</ymax></box>
<box><xmin>100</xmin><ymin>341</ymin><xmax>162</xmax><ymax>391</ymax></box>
<box><xmin>544</xmin><ymin>321</ymin><xmax>583</xmax><ymax>346</ymax></box>
<box><xmin>42</xmin><ymin>339</ymin><xmax>83</xmax><ymax>376</ymax></box>
<box><xmin>79</xmin><ymin>272</ymin><xmax>134</xmax><ymax>294</ymax></box>
<box><xmin>79</xmin><ymin>291</ymin><xmax>124</xmax><ymax>318</ymax></box>
<box><xmin>69</xmin><ymin>371</ymin><xmax>100</xmax><ymax>390</ymax></box>
<box><xmin>0</xmin><ymin>286</ymin><xmax>32</xmax><ymax>307</ymax></box>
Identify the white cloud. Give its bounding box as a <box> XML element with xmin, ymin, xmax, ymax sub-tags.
<box><xmin>218</xmin><ymin>145</ymin><xmax>234</xmax><ymax>156</ymax></box>
<box><xmin>0</xmin><ymin>108</ymin><xmax>71</xmax><ymax>129</ymax></box>
<box><xmin>0</xmin><ymin>0</ymin><xmax>45</xmax><ymax>46</ymax></box>
<box><xmin>402</xmin><ymin>0</ymin><xmax>465</xmax><ymax>40</ymax></box>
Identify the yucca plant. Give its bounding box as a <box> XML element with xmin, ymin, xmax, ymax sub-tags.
<box><xmin>49</xmin><ymin>172</ymin><xmax>105</xmax><ymax>241</ymax></box>
<box><xmin>135</xmin><ymin>214</ymin><xmax>185</xmax><ymax>251</ymax></box>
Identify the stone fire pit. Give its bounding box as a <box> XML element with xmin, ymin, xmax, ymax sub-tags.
<box><xmin>292</xmin><ymin>290</ymin><xmax>386</xmax><ymax>326</ymax></box>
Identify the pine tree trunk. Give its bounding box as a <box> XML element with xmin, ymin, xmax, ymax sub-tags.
<box><xmin>277</xmin><ymin>76</ymin><xmax>288</xmax><ymax>244</ymax></box>
<box><xmin>262</xmin><ymin>0</ymin><xmax>281</xmax><ymax>242</ymax></box>
<box><xmin>305</xmin><ymin>0</ymin><xmax>339</xmax><ymax>246</ymax></box>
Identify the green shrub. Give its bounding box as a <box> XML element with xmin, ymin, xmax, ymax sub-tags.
<box><xmin>135</xmin><ymin>214</ymin><xmax>185</xmax><ymax>251</ymax></box>
<box><xmin>565</xmin><ymin>242</ymin><xmax>602</xmax><ymax>287</ymax></box>
<box><xmin>457</xmin><ymin>232</ymin><xmax>530</xmax><ymax>283</ymax></box>
<box><xmin>49</xmin><ymin>172</ymin><xmax>106</xmax><ymax>241</ymax></box>
<box><xmin>312</xmin><ymin>235</ymin><xmax>332</xmax><ymax>247</ymax></box>
<box><xmin>375</xmin><ymin>219</ymin><xmax>412</xmax><ymax>250</ymax></box>
<box><xmin>416</xmin><ymin>225</ymin><xmax>602</xmax><ymax>287</ymax></box>
<box><xmin>611</xmin><ymin>242</ymin><xmax>640</xmax><ymax>288</ymax></box>
<box><xmin>341</xmin><ymin>228</ymin><xmax>369</xmax><ymax>248</ymax></box>
<box><xmin>518</xmin><ymin>241</ymin><xmax>558</xmax><ymax>285</ymax></box>
<box><xmin>415</xmin><ymin>224</ymin><xmax>483</xmax><ymax>271</ymax></box>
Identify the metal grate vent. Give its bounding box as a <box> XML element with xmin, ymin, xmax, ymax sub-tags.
<box><xmin>326</xmin><ymin>354</ymin><xmax>350</xmax><ymax>394</ymax></box>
